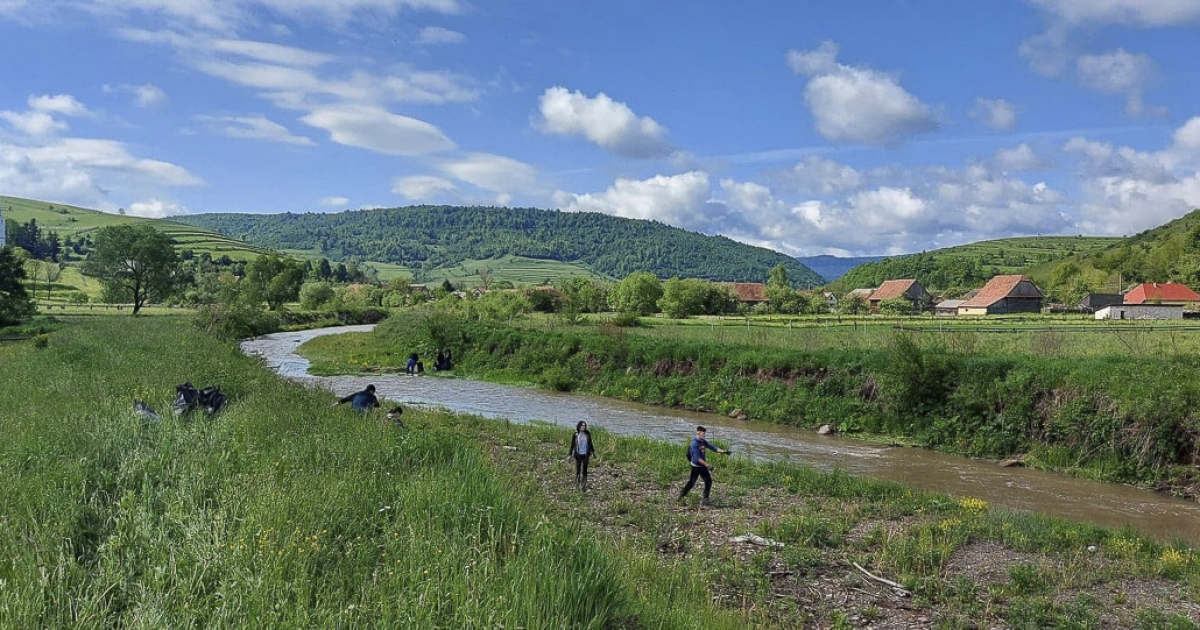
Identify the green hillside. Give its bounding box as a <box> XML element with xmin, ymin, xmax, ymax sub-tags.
<box><xmin>836</xmin><ymin>235</ymin><xmax>1122</xmax><ymax>294</ymax></box>
<box><xmin>1025</xmin><ymin>209</ymin><xmax>1200</xmax><ymax>295</ymax></box>
<box><xmin>173</xmin><ymin>206</ymin><xmax>823</xmax><ymax>287</ymax></box>
<box><xmin>2</xmin><ymin>195</ymin><xmax>269</xmax><ymax>262</ymax></box>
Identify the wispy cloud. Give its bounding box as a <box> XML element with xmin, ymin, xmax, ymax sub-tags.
<box><xmin>197</xmin><ymin>114</ymin><xmax>314</xmax><ymax>145</ymax></box>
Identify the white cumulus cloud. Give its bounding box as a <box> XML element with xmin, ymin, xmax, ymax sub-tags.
<box><xmin>319</xmin><ymin>196</ymin><xmax>350</xmax><ymax>207</ymax></box>
<box><xmin>786</xmin><ymin>40</ymin><xmax>938</xmax><ymax>146</ymax></box>
<box><xmin>1026</xmin><ymin>0</ymin><xmax>1200</xmax><ymax>26</ymax></box>
<box><xmin>969</xmin><ymin>98</ymin><xmax>1018</xmax><ymax>130</ymax></box>
<box><xmin>129</xmin><ymin>198</ymin><xmax>189</xmax><ymax>218</ymax></box>
<box><xmin>0</xmin><ymin>94</ymin><xmax>91</xmax><ymax>136</ymax></box>
<box><xmin>392</xmin><ymin>174</ymin><xmax>455</xmax><ymax>200</ymax></box>
<box><xmin>994</xmin><ymin>144</ymin><xmax>1047</xmax><ymax>171</ymax></box>
<box><xmin>537</xmin><ymin>86</ymin><xmax>671</xmax><ymax>158</ymax></box>
<box><xmin>553</xmin><ymin>171</ymin><xmax>726</xmax><ymax>232</ymax></box>
<box><xmin>1076</xmin><ymin>48</ymin><xmax>1158</xmax><ymax>116</ymax></box>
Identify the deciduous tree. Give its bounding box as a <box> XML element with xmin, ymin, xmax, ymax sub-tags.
<box><xmin>245</xmin><ymin>253</ymin><xmax>306</xmax><ymax>311</ymax></box>
<box><xmin>85</xmin><ymin>225</ymin><xmax>180</xmax><ymax>315</ymax></box>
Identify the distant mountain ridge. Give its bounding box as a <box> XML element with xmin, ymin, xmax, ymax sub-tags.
<box><xmin>795</xmin><ymin>255</ymin><xmax>885</xmax><ymax>283</ymax></box>
<box><xmin>174</xmin><ymin>205</ymin><xmax>824</xmax><ymax>286</ymax></box>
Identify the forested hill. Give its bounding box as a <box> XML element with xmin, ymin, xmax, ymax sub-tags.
<box><xmin>174</xmin><ymin>206</ymin><xmax>823</xmax><ymax>286</ymax></box>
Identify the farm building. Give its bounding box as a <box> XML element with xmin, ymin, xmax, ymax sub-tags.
<box><xmin>957</xmin><ymin>275</ymin><xmax>1044</xmax><ymax>315</ymax></box>
<box><xmin>935</xmin><ymin>300</ymin><xmax>965</xmax><ymax>316</ymax></box>
<box><xmin>1095</xmin><ymin>304</ymin><xmax>1184</xmax><ymax>320</ymax></box>
<box><xmin>867</xmin><ymin>279</ymin><xmax>932</xmax><ymax>313</ymax></box>
<box><xmin>724</xmin><ymin>282</ymin><xmax>769</xmax><ymax>307</ymax></box>
<box><xmin>1078</xmin><ymin>293</ymin><xmax>1123</xmax><ymax>313</ymax></box>
<box><xmin>821</xmin><ymin>291</ymin><xmax>838</xmax><ymax>309</ymax></box>
<box><xmin>1122</xmin><ymin>282</ymin><xmax>1200</xmax><ymax>306</ymax></box>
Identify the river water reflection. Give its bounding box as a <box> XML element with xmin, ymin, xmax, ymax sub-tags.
<box><xmin>242</xmin><ymin>325</ymin><xmax>1200</xmax><ymax>544</ymax></box>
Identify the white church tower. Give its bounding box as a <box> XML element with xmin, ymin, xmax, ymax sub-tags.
<box><xmin>0</xmin><ymin>202</ymin><xmax>6</xmax><ymax>247</ymax></box>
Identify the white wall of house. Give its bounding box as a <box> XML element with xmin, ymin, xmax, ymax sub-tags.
<box><xmin>1095</xmin><ymin>305</ymin><xmax>1184</xmax><ymax>320</ymax></box>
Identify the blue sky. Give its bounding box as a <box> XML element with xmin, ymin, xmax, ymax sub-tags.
<box><xmin>3</xmin><ymin>0</ymin><xmax>1200</xmax><ymax>257</ymax></box>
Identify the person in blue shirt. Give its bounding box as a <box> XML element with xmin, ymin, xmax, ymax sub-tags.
<box><xmin>568</xmin><ymin>421</ymin><xmax>595</xmax><ymax>491</ymax></box>
<box><xmin>678</xmin><ymin>425</ymin><xmax>729</xmax><ymax>505</ymax></box>
<box><xmin>334</xmin><ymin>384</ymin><xmax>380</xmax><ymax>412</ymax></box>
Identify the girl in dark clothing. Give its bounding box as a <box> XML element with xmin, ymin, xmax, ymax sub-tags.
<box><xmin>569</xmin><ymin>421</ymin><xmax>594</xmax><ymax>491</ymax></box>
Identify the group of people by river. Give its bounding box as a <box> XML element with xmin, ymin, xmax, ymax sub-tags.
<box><xmin>335</xmin><ymin>383</ymin><xmax>731</xmax><ymax>504</ymax></box>
<box><xmin>568</xmin><ymin>421</ymin><xmax>729</xmax><ymax>502</ymax></box>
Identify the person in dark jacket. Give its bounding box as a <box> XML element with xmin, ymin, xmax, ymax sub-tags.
<box><xmin>678</xmin><ymin>425</ymin><xmax>729</xmax><ymax>505</ymax></box>
<box><xmin>569</xmin><ymin>421</ymin><xmax>595</xmax><ymax>491</ymax></box>
<box><xmin>334</xmin><ymin>384</ymin><xmax>380</xmax><ymax>412</ymax></box>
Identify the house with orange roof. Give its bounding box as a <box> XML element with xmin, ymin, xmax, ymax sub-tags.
<box><xmin>1122</xmin><ymin>282</ymin><xmax>1200</xmax><ymax>306</ymax></box>
<box><xmin>723</xmin><ymin>282</ymin><xmax>769</xmax><ymax>306</ymax></box>
<box><xmin>867</xmin><ymin>279</ymin><xmax>932</xmax><ymax>313</ymax></box>
<box><xmin>957</xmin><ymin>275</ymin><xmax>1044</xmax><ymax>315</ymax></box>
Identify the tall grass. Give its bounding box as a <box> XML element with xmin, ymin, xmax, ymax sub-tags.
<box><xmin>0</xmin><ymin>317</ymin><xmax>740</xmax><ymax>628</ymax></box>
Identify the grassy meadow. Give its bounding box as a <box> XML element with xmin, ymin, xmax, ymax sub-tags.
<box><xmin>3</xmin><ymin>195</ymin><xmax>268</xmax><ymax>262</ymax></box>
<box><xmin>6</xmin><ymin>316</ymin><xmax>1196</xmax><ymax>626</ymax></box>
<box><xmin>0</xmin><ymin>316</ymin><xmax>748</xmax><ymax>628</ymax></box>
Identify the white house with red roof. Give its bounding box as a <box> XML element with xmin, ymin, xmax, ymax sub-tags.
<box><xmin>1122</xmin><ymin>282</ymin><xmax>1200</xmax><ymax>306</ymax></box>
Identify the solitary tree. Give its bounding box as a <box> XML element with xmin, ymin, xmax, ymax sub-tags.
<box><xmin>86</xmin><ymin>224</ymin><xmax>180</xmax><ymax>315</ymax></box>
<box><xmin>0</xmin><ymin>247</ymin><xmax>36</xmax><ymax>326</ymax></box>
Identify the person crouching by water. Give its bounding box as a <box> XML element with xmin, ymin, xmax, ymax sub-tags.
<box><xmin>678</xmin><ymin>425</ymin><xmax>729</xmax><ymax>506</ymax></box>
<box><xmin>333</xmin><ymin>384</ymin><xmax>380</xmax><ymax>412</ymax></box>
<box><xmin>385</xmin><ymin>406</ymin><xmax>404</xmax><ymax>426</ymax></box>
<box><xmin>569</xmin><ymin>421</ymin><xmax>594</xmax><ymax>491</ymax></box>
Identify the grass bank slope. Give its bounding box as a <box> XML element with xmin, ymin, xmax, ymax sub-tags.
<box><xmin>0</xmin><ymin>316</ymin><xmax>742</xmax><ymax>629</ymax></box>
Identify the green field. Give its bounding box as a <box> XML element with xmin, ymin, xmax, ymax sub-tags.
<box><xmin>4</xmin><ymin>315</ymin><xmax>1200</xmax><ymax>627</ymax></box>
<box><xmin>926</xmin><ymin>235</ymin><xmax>1122</xmax><ymax>273</ymax></box>
<box><xmin>3</xmin><ymin>195</ymin><xmax>269</xmax><ymax>262</ymax></box>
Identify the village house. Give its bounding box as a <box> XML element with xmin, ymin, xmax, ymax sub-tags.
<box><xmin>1122</xmin><ymin>282</ymin><xmax>1200</xmax><ymax>307</ymax></box>
<box><xmin>957</xmin><ymin>275</ymin><xmax>1044</xmax><ymax>315</ymax></box>
<box><xmin>1096</xmin><ymin>304</ymin><xmax>1184</xmax><ymax>320</ymax></box>
<box><xmin>934</xmin><ymin>299</ymin><xmax>965</xmax><ymax>316</ymax></box>
<box><xmin>867</xmin><ymin>279</ymin><xmax>932</xmax><ymax>313</ymax></box>
<box><xmin>1077</xmin><ymin>293</ymin><xmax>1123</xmax><ymax>313</ymax></box>
<box><xmin>724</xmin><ymin>282</ymin><xmax>769</xmax><ymax>308</ymax></box>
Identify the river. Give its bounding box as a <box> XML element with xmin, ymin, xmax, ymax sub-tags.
<box><xmin>242</xmin><ymin>325</ymin><xmax>1200</xmax><ymax>544</ymax></box>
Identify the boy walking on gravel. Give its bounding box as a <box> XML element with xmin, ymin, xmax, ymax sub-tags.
<box><xmin>678</xmin><ymin>426</ymin><xmax>729</xmax><ymax>505</ymax></box>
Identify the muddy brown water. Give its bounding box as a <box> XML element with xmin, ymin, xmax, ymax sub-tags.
<box><xmin>242</xmin><ymin>325</ymin><xmax>1200</xmax><ymax>544</ymax></box>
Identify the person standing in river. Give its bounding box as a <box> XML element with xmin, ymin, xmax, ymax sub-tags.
<box><xmin>569</xmin><ymin>421</ymin><xmax>595</xmax><ymax>491</ymax></box>
<box><xmin>678</xmin><ymin>425</ymin><xmax>729</xmax><ymax>505</ymax></box>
